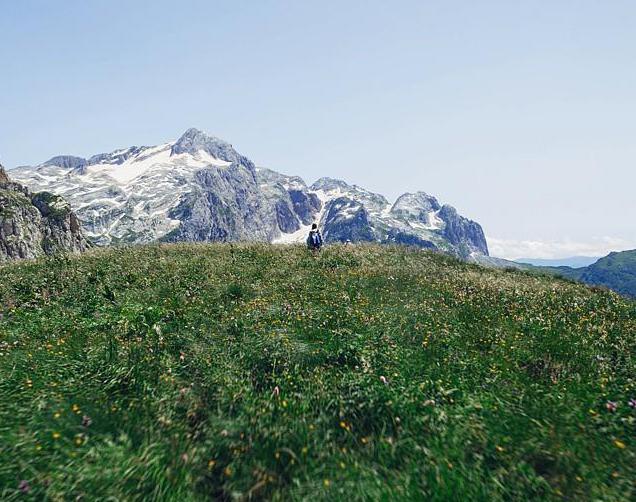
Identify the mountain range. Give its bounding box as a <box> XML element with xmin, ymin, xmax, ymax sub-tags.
<box><xmin>515</xmin><ymin>256</ymin><xmax>600</xmax><ymax>268</ymax></box>
<box><xmin>9</xmin><ymin>128</ymin><xmax>488</xmax><ymax>259</ymax></box>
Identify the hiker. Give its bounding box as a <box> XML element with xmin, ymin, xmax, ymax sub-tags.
<box><xmin>306</xmin><ymin>223</ymin><xmax>323</xmax><ymax>251</ymax></box>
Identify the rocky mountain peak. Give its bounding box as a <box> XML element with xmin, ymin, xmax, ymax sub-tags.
<box><xmin>437</xmin><ymin>204</ymin><xmax>488</xmax><ymax>255</ymax></box>
<box><xmin>87</xmin><ymin>146</ymin><xmax>149</xmax><ymax>167</ymax></box>
<box><xmin>41</xmin><ymin>155</ymin><xmax>87</xmax><ymax>170</ymax></box>
<box><xmin>391</xmin><ymin>192</ymin><xmax>441</xmax><ymax>220</ymax></box>
<box><xmin>310</xmin><ymin>177</ymin><xmax>351</xmax><ymax>192</ymax></box>
<box><xmin>171</xmin><ymin>128</ymin><xmax>254</xmax><ymax>169</ymax></box>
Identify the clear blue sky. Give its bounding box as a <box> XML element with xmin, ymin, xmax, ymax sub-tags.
<box><xmin>1</xmin><ymin>0</ymin><xmax>635</xmax><ymax>258</ymax></box>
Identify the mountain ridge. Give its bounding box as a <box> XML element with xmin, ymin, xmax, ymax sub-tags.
<box><xmin>9</xmin><ymin>128</ymin><xmax>488</xmax><ymax>258</ymax></box>
<box><xmin>516</xmin><ymin>256</ymin><xmax>600</xmax><ymax>268</ymax></box>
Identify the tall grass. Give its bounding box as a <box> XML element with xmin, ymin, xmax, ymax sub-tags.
<box><xmin>0</xmin><ymin>243</ymin><xmax>634</xmax><ymax>500</ymax></box>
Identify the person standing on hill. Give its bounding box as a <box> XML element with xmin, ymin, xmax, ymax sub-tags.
<box><xmin>306</xmin><ymin>223</ymin><xmax>323</xmax><ymax>251</ymax></box>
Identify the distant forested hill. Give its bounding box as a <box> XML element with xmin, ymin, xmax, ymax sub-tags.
<box><xmin>540</xmin><ymin>250</ymin><xmax>636</xmax><ymax>298</ymax></box>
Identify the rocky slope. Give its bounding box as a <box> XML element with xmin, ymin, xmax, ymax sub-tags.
<box><xmin>9</xmin><ymin>128</ymin><xmax>488</xmax><ymax>258</ymax></box>
<box><xmin>0</xmin><ymin>164</ymin><xmax>89</xmax><ymax>263</ymax></box>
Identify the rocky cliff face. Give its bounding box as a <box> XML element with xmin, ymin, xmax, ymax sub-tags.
<box><xmin>9</xmin><ymin>128</ymin><xmax>489</xmax><ymax>259</ymax></box>
<box><xmin>0</xmin><ymin>164</ymin><xmax>89</xmax><ymax>263</ymax></box>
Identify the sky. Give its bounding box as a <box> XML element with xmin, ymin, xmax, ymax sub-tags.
<box><xmin>1</xmin><ymin>0</ymin><xmax>635</xmax><ymax>259</ymax></box>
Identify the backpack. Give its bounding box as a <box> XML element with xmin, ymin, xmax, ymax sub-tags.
<box><xmin>309</xmin><ymin>230</ymin><xmax>322</xmax><ymax>248</ymax></box>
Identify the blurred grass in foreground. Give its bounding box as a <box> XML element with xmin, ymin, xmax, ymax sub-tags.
<box><xmin>0</xmin><ymin>243</ymin><xmax>634</xmax><ymax>500</ymax></box>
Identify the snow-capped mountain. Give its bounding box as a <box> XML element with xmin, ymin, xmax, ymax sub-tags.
<box><xmin>9</xmin><ymin>128</ymin><xmax>488</xmax><ymax>258</ymax></box>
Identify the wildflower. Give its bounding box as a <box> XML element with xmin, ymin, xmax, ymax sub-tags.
<box><xmin>18</xmin><ymin>480</ymin><xmax>30</xmax><ymax>494</ymax></box>
<box><xmin>53</xmin><ymin>411</ymin><xmax>61</xmax><ymax>419</ymax></box>
<box><xmin>208</xmin><ymin>460</ymin><xmax>216</xmax><ymax>469</ymax></box>
<box><xmin>271</xmin><ymin>386</ymin><xmax>280</xmax><ymax>398</ymax></box>
<box><xmin>614</xmin><ymin>440</ymin><xmax>626</xmax><ymax>449</ymax></box>
<box><xmin>81</xmin><ymin>415</ymin><xmax>92</xmax><ymax>427</ymax></box>
<box><xmin>74</xmin><ymin>436</ymin><xmax>83</xmax><ymax>446</ymax></box>
<box><xmin>323</xmin><ymin>479</ymin><xmax>331</xmax><ymax>487</ymax></box>
<box><xmin>606</xmin><ymin>401</ymin><xmax>618</xmax><ymax>412</ymax></box>
<box><xmin>629</xmin><ymin>398</ymin><xmax>636</xmax><ymax>409</ymax></box>
<box><xmin>495</xmin><ymin>445</ymin><xmax>505</xmax><ymax>452</ymax></box>
<box><xmin>71</xmin><ymin>403</ymin><xmax>80</xmax><ymax>413</ymax></box>
<box><xmin>52</xmin><ymin>431</ymin><xmax>61</xmax><ymax>440</ymax></box>
<box><xmin>224</xmin><ymin>466</ymin><xmax>232</xmax><ymax>477</ymax></box>
<box><xmin>379</xmin><ymin>375</ymin><xmax>388</xmax><ymax>385</ymax></box>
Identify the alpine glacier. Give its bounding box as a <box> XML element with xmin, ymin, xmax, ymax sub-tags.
<box><xmin>9</xmin><ymin>128</ymin><xmax>488</xmax><ymax>258</ymax></box>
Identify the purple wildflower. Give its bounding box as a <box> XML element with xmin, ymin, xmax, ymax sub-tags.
<box><xmin>606</xmin><ymin>401</ymin><xmax>618</xmax><ymax>413</ymax></box>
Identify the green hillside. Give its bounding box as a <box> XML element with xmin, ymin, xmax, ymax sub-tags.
<box><xmin>539</xmin><ymin>250</ymin><xmax>636</xmax><ymax>299</ymax></box>
<box><xmin>578</xmin><ymin>251</ymin><xmax>636</xmax><ymax>299</ymax></box>
<box><xmin>0</xmin><ymin>244</ymin><xmax>634</xmax><ymax>500</ymax></box>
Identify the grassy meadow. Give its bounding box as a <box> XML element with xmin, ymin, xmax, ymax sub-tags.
<box><xmin>0</xmin><ymin>243</ymin><xmax>634</xmax><ymax>500</ymax></box>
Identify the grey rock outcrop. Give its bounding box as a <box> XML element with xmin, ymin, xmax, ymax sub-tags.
<box><xmin>0</xmin><ymin>165</ymin><xmax>9</xmax><ymax>184</ymax></box>
<box><xmin>164</xmin><ymin>162</ymin><xmax>274</xmax><ymax>242</ymax></box>
<box><xmin>288</xmin><ymin>190</ymin><xmax>321</xmax><ymax>225</ymax></box>
<box><xmin>43</xmin><ymin>155</ymin><xmax>87</xmax><ymax>170</ymax></box>
<box><xmin>438</xmin><ymin>205</ymin><xmax>488</xmax><ymax>256</ymax></box>
<box><xmin>0</xmin><ymin>163</ymin><xmax>89</xmax><ymax>263</ymax></box>
<box><xmin>321</xmin><ymin>197</ymin><xmax>376</xmax><ymax>243</ymax></box>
